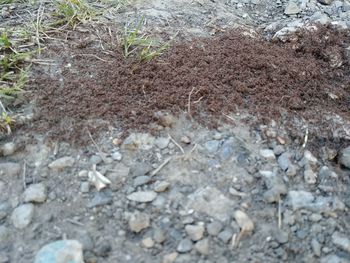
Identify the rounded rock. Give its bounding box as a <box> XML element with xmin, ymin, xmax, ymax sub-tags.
<box><xmin>11</xmin><ymin>204</ymin><xmax>35</xmax><ymax>229</ymax></box>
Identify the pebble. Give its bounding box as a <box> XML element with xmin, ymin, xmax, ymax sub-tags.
<box><xmin>127</xmin><ymin>191</ymin><xmax>157</xmax><ymax>202</ymax></box>
<box><xmin>155</xmin><ymin>137</ymin><xmax>170</xmax><ymax>149</ymax></box>
<box><xmin>273</xmin><ymin>229</ymin><xmax>289</xmax><ymax>244</ymax></box>
<box><xmin>234</xmin><ymin>210</ymin><xmax>254</xmax><ymax>233</ymax></box>
<box><xmin>207</xmin><ymin>221</ymin><xmax>223</xmax><ymax>236</ymax></box>
<box><xmin>277</xmin><ymin>153</ymin><xmax>291</xmax><ymax>172</ymax></box>
<box><xmin>163</xmin><ymin>252</ymin><xmax>178</xmax><ymax>263</ymax></box>
<box><xmin>80</xmin><ymin>182</ymin><xmax>90</xmax><ymax>193</ymax></box>
<box><xmin>259</xmin><ymin>149</ymin><xmax>276</xmax><ymax>160</ymax></box>
<box><xmin>153</xmin><ymin>228</ymin><xmax>166</xmax><ymax>243</ymax></box>
<box><xmin>304</xmin><ymin>167</ymin><xmax>317</xmax><ymax>184</ymax></box>
<box><xmin>205</xmin><ymin>140</ymin><xmax>220</xmax><ymax>153</ymax></box>
<box><xmin>218</xmin><ymin>228</ymin><xmax>234</xmax><ymax>243</ymax></box>
<box><xmin>195</xmin><ymin>238</ymin><xmax>210</xmax><ymax>255</ymax></box>
<box><xmin>94</xmin><ymin>240</ymin><xmax>111</xmax><ymax>257</ymax></box>
<box><xmin>111</xmin><ymin>151</ymin><xmax>122</xmax><ymax>161</ymax></box>
<box><xmin>154</xmin><ymin>181</ymin><xmax>170</xmax><ymax>192</ymax></box>
<box><xmin>34</xmin><ymin>240</ymin><xmax>84</xmax><ymax>263</ymax></box>
<box><xmin>1</xmin><ymin>142</ymin><xmax>16</xmax><ymax>156</ymax></box>
<box><xmin>185</xmin><ymin>224</ymin><xmax>205</xmax><ymax>241</ymax></box>
<box><xmin>273</xmin><ymin>145</ymin><xmax>285</xmax><ymax>156</ymax></box>
<box><xmin>128</xmin><ymin>212</ymin><xmax>150</xmax><ymax>233</ymax></box>
<box><xmin>339</xmin><ymin>146</ymin><xmax>350</xmax><ymax>169</ymax></box>
<box><xmin>177</xmin><ymin>238</ymin><xmax>193</xmax><ymax>253</ymax></box>
<box><xmin>332</xmin><ymin>232</ymin><xmax>350</xmax><ymax>253</ymax></box>
<box><xmin>11</xmin><ymin>204</ymin><xmax>34</xmax><ymax>229</ymax></box>
<box><xmin>142</xmin><ymin>237</ymin><xmax>155</xmax><ymax>248</ymax></box>
<box><xmin>48</xmin><ymin>156</ymin><xmax>75</xmax><ymax>170</ymax></box>
<box><xmin>87</xmin><ymin>190</ymin><xmax>112</xmax><ymax>208</ymax></box>
<box><xmin>311</xmin><ymin>238</ymin><xmax>321</xmax><ymax>257</ymax></box>
<box><xmin>285</xmin><ymin>1</ymin><xmax>301</xmax><ymax>15</ymax></box>
<box><xmin>287</xmin><ymin>190</ymin><xmax>315</xmax><ymax>210</ymax></box>
<box><xmin>23</xmin><ymin>183</ymin><xmax>47</xmax><ymax>203</ymax></box>
<box><xmin>0</xmin><ymin>162</ymin><xmax>21</xmax><ymax>176</ymax></box>
<box><xmin>133</xmin><ymin>176</ymin><xmax>151</xmax><ymax>187</ymax></box>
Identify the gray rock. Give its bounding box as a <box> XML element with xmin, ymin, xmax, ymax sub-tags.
<box><xmin>332</xmin><ymin>232</ymin><xmax>350</xmax><ymax>253</ymax></box>
<box><xmin>218</xmin><ymin>228</ymin><xmax>234</xmax><ymax>243</ymax></box>
<box><xmin>122</xmin><ymin>133</ymin><xmax>155</xmax><ymax>151</ymax></box>
<box><xmin>11</xmin><ymin>204</ymin><xmax>34</xmax><ymax>229</ymax></box>
<box><xmin>34</xmin><ymin>240</ymin><xmax>84</xmax><ymax>263</ymax></box>
<box><xmin>23</xmin><ymin>183</ymin><xmax>47</xmax><ymax>203</ymax></box>
<box><xmin>320</xmin><ymin>254</ymin><xmax>350</xmax><ymax>263</ymax></box>
<box><xmin>274</xmin><ymin>229</ymin><xmax>289</xmax><ymax>244</ymax></box>
<box><xmin>311</xmin><ymin>238</ymin><xmax>321</xmax><ymax>257</ymax></box>
<box><xmin>207</xmin><ymin>221</ymin><xmax>223</xmax><ymax>236</ymax></box>
<box><xmin>133</xmin><ymin>176</ymin><xmax>151</xmax><ymax>187</ymax></box>
<box><xmin>127</xmin><ymin>191</ymin><xmax>157</xmax><ymax>202</ymax></box>
<box><xmin>205</xmin><ymin>140</ymin><xmax>220</xmax><ymax>153</ymax></box>
<box><xmin>273</xmin><ymin>145</ymin><xmax>285</xmax><ymax>156</ymax></box>
<box><xmin>154</xmin><ymin>181</ymin><xmax>170</xmax><ymax>192</ymax></box>
<box><xmin>304</xmin><ymin>167</ymin><xmax>317</xmax><ymax>185</ymax></box>
<box><xmin>287</xmin><ymin>190</ymin><xmax>315</xmax><ymax>210</ymax></box>
<box><xmin>111</xmin><ymin>152</ymin><xmax>122</xmax><ymax>161</ymax></box>
<box><xmin>318</xmin><ymin>0</ymin><xmax>334</xmax><ymax>5</ymax></box>
<box><xmin>153</xmin><ymin>228</ymin><xmax>166</xmax><ymax>243</ymax></box>
<box><xmin>94</xmin><ymin>240</ymin><xmax>111</xmax><ymax>257</ymax></box>
<box><xmin>278</xmin><ymin>152</ymin><xmax>292</xmax><ymax>171</ymax></box>
<box><xmin>261</xmin><ymin>171</ymin><xmax>287</xmax><ymax>203</ymax></box>
<box><xmin>0</xmin><ymin>225</ymin><xmax>10</xmax><ymax>243</ymax></box>
<box><xmin>1</xmin><ymin>142</ymin><xmax>16</xmax><ymax>156</ymax></box>
<box><xmin>177</xmin><ymin>239</ymin><xmax>193</xmax><ymax>253</ymax></box>
<box><xmin>155</xmin><ymin>137</ymin><xmax>170</xmax><ymax>149</ymax></box>
<box><xmin>80</xmin><ymin>182</ymin><xmax>90</xmax><ymax>193</ymax></box>
<box><xmin>195</xmin><ymin>238</ymin><xmax>209</xmax><ymax>255</ymax></box>
<box><xmin>128</xmin><ymin>212</ymin><xmax>150</xmax><ymax>233</ymax></box>
<box><xmin>285</xmin><ymin>1</ymin><xmax>301</xmax><ymax>15</ymax></box>
<box><xmin>186</xmin><ymin>187</ymin><xmax>233</xmax><ymax>221</ymax></box>
<box><xmin>87</xmin><ymin>190</ymin><xmax>112</xmax><ymax>208</ymax></box>
<box><xmin>0</xmin><ymin>162</ymin><xmax>21</xmax><ymax>177</ymax></box>
<box><xmin>89</xmin><ymin>155</ymin><xmax>102</xmax><ymax>165</ymax></box>
<box><xmin>218</xmin><ymin>138</ymin><xmax>235</xmax><ymax>161</ymax></box>
<box><xmin>185</xmin><ymin>224</ymin><xmax>205</xmax><ymax>241</ymax></box>
<box><xmin>0</xmin><ymin>202</ymin><xmax>11</xmax><ymax>220</ymax></box>
<box><xmin>339</xmin><ymin>146</ymin><xmax>350</xmax><ymax>169</ymax></box>
<box><xmin>259</xmin><ymin>149</ymin><xmax>276</xmax><ymax>160</ymax></box>
<box><xmin>48</xmin><ymin>157</ymin><xmax>75</xmax><ymax>170</ymax></box>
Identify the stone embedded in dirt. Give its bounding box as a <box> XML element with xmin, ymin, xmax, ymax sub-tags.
<box><xmin>133</xmin><ymin>176</ymin><xmax>151</xmax><ymax>187</ymax></box>
<box><xmin>48</xmin><ymin>156</ymin><xmax>75</xmax><ymax>170</ymax></box>
<box><xmin>128</xmin><ymin>212</ymin><xmax>150</xmax><ymax>233</ymax></box>
<box><xmin>205</xmin><ymin>140</ymin><xmax>220</xmax><ymax>153</ymax></box>
<box><xmin>186</xmin><ymin>186</ymin><xmax>233</xmax><ymax>221</ymax></box>
<box><xmin>94</xmin><ymin>240</ymin><xmax>112</xmax><ymax>257</ymax></box>
<box><xmin>155</xmin><ymin>137</ymin><xmax>170</xmax><ymax>149</ymax></box>
<box><xmin>127</xmin><ymin>191</ymin><xmax>157</xmax><ymax>202</ymax></box>
<box><xmin>273</xmin><ymin>145</ymin><xmax>285</xmax><ymax>156</ymax></box>
<box><xmin>277</xmin><ymin>152</ymin><xmax>292</xmax><ymax>171</ymax></box>
<box><xmin>154</xmin><ymin>181</ymin><xmax>170</xmax><ymax>192</ymax></box>
<box><xmin>122</xmin><ymin>133</ymin><xmax>155</xmax><ymax>151</ymax></box>
<box><xmin>11</xmin><ymin>203</ymin><xmax>34</xmax><ymax>229</ymax></box>
<box><xmin>304</xmin><ymin>167</ymin><xmax>317</xmax><ymax>185</ymax></box>
<box><xmin>142</xmin><ymin>237</ymin><xmax>155</xmax><ymax>248</ymax></box>
<box><xmin>87</xmin><ymin>190</ymin><xmax>113</xmax><ymax>208</ymax></box>
<box><xmin>218</xmin><ymin>228</ymin><xmax>234</xmax><ymax>244</ymax></box>
<box><xmin>320</xmin><ymin>254</ymin><xmax>349</xmax><ymax>263</ymax></box>
<box><xmin>185</xmin><ymin>224</ymin><xmax>205</xmax><ymax>241</ymax></box>
<box><xmin>34</xmin><ymin>240</ymin><xmax>84</xmax><ymax>263</ymax></box>
<box><xmin>339</xmin><ymin>146</ymin><xmax>350</xmax><ymax>169</ymax></box>
<box><xmin>218</xmin><ymin>138</ymin><xmax>235</xmax><ymax>161</ymax></box>
<box><xmin>0</xmin><ymin>142</ymin><xmax>17</xmax><ymax>156</ymax></box>
<box><xmin>284</xmin><ymin>1</ymin><xmax>301</xmax><ymax>15</ymax></box>
<box><xmin>311</xmin><ymin>238</ymin><xmax>321</xmax><ymax>257</ymax></box>
<box><xmin>234</xmin><ymin>210</ymin><xmax>254</xmax><ymax>234</ymax></box>
<box><xmin>259</xmin><ymin>149</ymin><xmax>276</xmax><ymax>160</ymax></box>
<box><xmin>23</xmin><ymin>183</ymin><xmax>47</xmax><ymax>203</ymax></box>
<box><xmin>287</xmin><ymin>190</ymin><xmax>315</xmax><ymax>210</ymax></box>
<box><xmin>111</xmin><ymin>151</ymin><xmax>122</xmax><ymax>161</ymax></box>
<box><xmin>261</xmin><ymin>171</ymin><xmax>287</xmax><ymax>203</ymax></box>
<box><xmin>181</xmin><ymin>136</ymin><xmax>191</xmax><ymax>144</ymax></box>
<box><xmin>162</xmin><ymin>252</ymin><xmax>178</xmax><ymax>263</ymax></box>
<box><xmin>0</xmin><ymin>225</ymin><xmax>10</xmax><ymax>244</ymax></box>
<box><xmin>177</xmin><ymin>238</ymin><xmax>193</xmax><ymax>253</ymax></box>
<box><xmin>80</xmin><ymin>182</ymin><xmax>90</xmax><ymax>193</ymax></box>
<box><xmin>0</xmin><ymin>162</ymin><xmax>21</xmax><ymax>177</ymax></box>
<box><xmin>195</xmin><ymin>238</ymin><xmax>210</xmax><ymax>255</ymax></box>
<box><xmin>207</xmin><ymin>221</ymin><xmax>223</xmax><ymax>236</ymax></box>
<box><xmin>303</xmin><ymin>150</ymin><xmax>318</xmax><ymax>166</ymax></box>
<box><xmin>273</xmin><ymin>229</ymin><xmax>289</xmax><ymax>244</ymax></box>
<box><xmin>153</xmin><ymin>228</ymin><xmax>166</xmax><ymax>243</ymax></box>
<box><xmin>332</xmin><ymin>232</ymin><xmax>350</xmax><ymax>253</ymax></box>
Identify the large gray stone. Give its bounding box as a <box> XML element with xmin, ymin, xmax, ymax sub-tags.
<box><xmin>11</xmin><ymin>204</ymin><xmax>34</xmax><ymax>229</ymax></box>
<box><xmin>23</xmin><ymin>183</ymin><xmax>47</xmax><ymax>203</ymax></box>
<box><xmin>34</xmin><ymin>240</ymin><xmax>84</xmax><ymax>263</ymax></box>
<box><xmin>339</xmin><ymin>146</ymin><xmax>350</xmax><ymax>169</ymax></box>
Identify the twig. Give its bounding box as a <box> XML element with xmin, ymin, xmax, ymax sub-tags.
<box><xmin>168</xmin><ymin>133</ymin><xmax>185</xmax><ymax>154</ymax></box>
<box><xmin>71</xmin><ymin>54</ymin><xmax>112</xmax><ymax>63</ymax></box>
<box><xmin>35</xmin><ymin>3</ymin><xmax>44</xmax><ymax>55</ymax></box>
<box><xmin>302</xmin><ymin>126</ymin><xmax>309</xmax><ymax>148</ymax></box>
<box><xmin>66</xmin><ymin>218</ymin><xmax>84</xmax><ymax>226</ymax></box>
<box><xmin>150</xmin><ymin>156</ymin><xmax>172</xmax><ymax>177</ymax></box>
<box><xmin>87</xmin><ymin>129</ymin><xmax>107</xmax><ymax>163</ymax></box>
<box><xmin>22</xmin><ymin>161</ymin><xmax>27</xmax><ymax>189</ymax></box>
<box><xmin>187</xmin><ymin>87</ymin><xmax>196</xmax><ymax>117</ymax></box>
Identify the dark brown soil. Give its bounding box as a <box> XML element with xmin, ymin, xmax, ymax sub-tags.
<box><xmin>29</xmin><ymin>25</ymin><xmax>350</xmax><ymax>143</ymax></box>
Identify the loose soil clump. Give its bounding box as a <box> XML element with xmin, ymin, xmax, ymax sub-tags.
<box><xmin>30</xmin><ymin>25</ymin><xmax>350</xmax><ymax>143</ymax></box>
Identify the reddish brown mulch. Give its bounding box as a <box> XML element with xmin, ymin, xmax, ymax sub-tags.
<box><xmin>30</xmin><ymin>26</ymin><xmax>350</xmax><ymax>143</ymax></box>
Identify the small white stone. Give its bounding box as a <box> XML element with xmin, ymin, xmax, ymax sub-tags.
<box><xmin>48</xmin><ymin>156</ymin><xmax>75</xmax><ymax>170</ymax></box>
<box><xmin>259</xmin><ymin>149</ymin><xmax>276</xmax><ymax>160</ymax></box>
<box><xmin>23</xmin><ymin>183</ymin><xmax>47</xmax><ymax>203</ymax></box>
<box><xmin>142</xmin><ymin>237</ymin><xmax>155</xmax><ymax>248</ymax></box>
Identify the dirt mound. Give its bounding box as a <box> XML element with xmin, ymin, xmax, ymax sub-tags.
<box><xmin>30</xmin><ymin>26</ymin><xmax>350</xmax><ymax>143</ymax></box>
